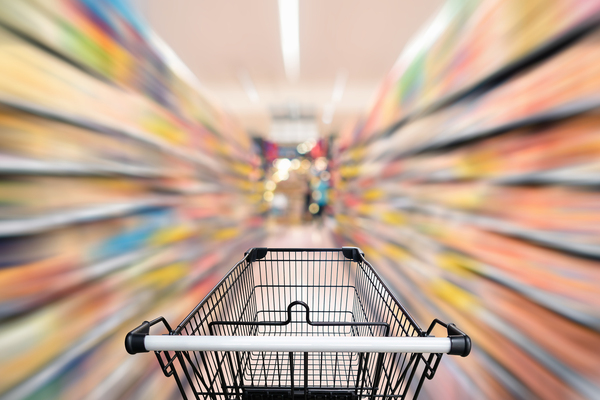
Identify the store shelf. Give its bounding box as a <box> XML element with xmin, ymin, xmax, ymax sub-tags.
<box><xmin>348</xmin><ymin>97</ymin><xmax>600</xmax><ymax>169</ymax></box>
<box><xmin>0</xmin><ymin>96</ymin><xmax>221</xmax><ymax>173</ymax></box>
<box><xmin>0</xmin><ymin>198</ymin><xmax>175</xmax><ymax>237</ymax></box>
<box><xmin>338</xmin><ymin>101</ymin><xmax>600</xmax><ymax>171</ymax></box>
<box><xmin>476</xmin><ymin>262</ymin><xmax>600</xmax><ymax>330</ymax></box>
<box><xmin>415</xmin><ymin>166</ymin><xmax>600</xmax><ymax>186</ymax></box>
<box><xmin>0</xmin><ymin>154</ymin><xmax>170</xmax><ymax>177</ymax></box>
<box><xmin>411</xmin><ymin>13</ymin><xmax>600</xmax><ymax>120</ymax></box>
<box><xmin>493</xmin><ymin>163</ymin><xmax>600</xmax><ymax>186</ymax></box>
<box><xmin>406</xmin><ymin>98</ymin><xmax>600</xmax><ymax>156</ymax></box>
<box><xmin>0</xmin><ymin>21</ymin><xmax>113</xmax><ymax>86</ymax></box>
<box><xmin>398</xmin><ymin>201</ymin><xmax>600</xmax><ymax>258</ymax></box>
<box><xmin>0</xmin><ymin>247</ymin><xmax>158</xmax><ymax>319</ymax></box>
<box><xmin>357</xmin><ymin>11</ymin><xmax>600</xmax><ymax>150</ymax></box>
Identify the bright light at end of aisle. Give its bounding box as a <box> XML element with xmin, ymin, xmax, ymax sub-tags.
<box><xmin>265</xmin><ymin>180</ymin><xmax>277</xmax><ymax>191</ymax></box>
<box><xmin>314</xmin><ymin>157</ymin><xmax>328</xmax><ymax>171</ymax></box>
<box><xmin>297</xmin><ymin>138</ymin><xmax>316</xmax><ymax>154</ymax></box>
<box><xmin>301</xmin><ymin>159</ymin><xmax>311</xmax><ymax>170</ymax></box>
<box><xmin>297</xmin><ymin>143</ymin><xmax>308</xmax><ymax>153</ymax></box>
<box><xmin>274</xmin><ymin>158</ymin><xmax>292</xmax><ymax>171</ymax></box>
<box><xmin>264</xmin><ymin>191</ymin><xmax>274</xmax><ymax>202</ymax></box>
<box><xmin>278</xmin><ymin>0</ymin><xmax>300</xmax><ymax>81</ymax></box>
<box><xmin>272</xmin><ymin>170</ymin><xmax>289</xmax><ymax>182</ymax></box>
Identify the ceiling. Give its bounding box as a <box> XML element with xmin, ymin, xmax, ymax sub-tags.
<box><xmin>140</xmin><ymin>0</ymin><xmax>444</xmax><ymax>140</ymax></box>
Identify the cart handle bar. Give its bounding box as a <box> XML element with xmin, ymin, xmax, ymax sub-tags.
<box><xmin>126</xmin><ymin>322</ymin><xmax>470</xmax><ymax>357</ymax></box>
<box><xmin>142</xmin><ymin>335</ymin><xmax>458</xmax><ymax>354</ymax></box>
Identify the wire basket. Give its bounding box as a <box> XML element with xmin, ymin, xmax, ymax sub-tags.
<box><xmin>126</xmin><ymin>247</ymin><xmax>470</xmax><ymax>400</ymax></box>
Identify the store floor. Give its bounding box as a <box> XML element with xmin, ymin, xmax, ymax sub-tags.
<box><xmin>263</xmin><ymin>220</ymin><xmax>336</xmax><ymax>248</ymax></box>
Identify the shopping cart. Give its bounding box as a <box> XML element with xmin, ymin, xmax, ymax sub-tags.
<box><xmin>126</xmin><ymin>247</ymin><xmax>470</xmax><ymax>400</ymax></box>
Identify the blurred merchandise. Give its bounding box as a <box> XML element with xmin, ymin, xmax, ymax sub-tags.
<box><xmin>332</xmin><ymin>1</ymin><xmax>600</xmax><ymax>399</ymax></box>
<box><xmin>359</xmin><ymin>0</ymin><xmax>600</xmax><ymax>141</ymax></box>
<box><xmin>0</xmin><ymin>0</ymin><xmax>264</xmax><ymax>399</ymax></box>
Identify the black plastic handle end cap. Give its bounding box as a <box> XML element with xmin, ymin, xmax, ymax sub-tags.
<box><xmin>448</xmin><ymin>325</ymin><xmax>471</xmax><ymax>357</ymax></box>
<box><xmin>246</xmin><ymin>247</ymin><xmax>268</xmax><ymax>262</ymax></box>
<box><xmin>342</xmin><ymin>247</ymin><xmax>365</xmax><ymax>261</ymax></box>
<box><xmin>125</xmin><ymin>332</ymin><xmax>148</xmax><ymax>354</ymax></box>
<box><xmin>125</xmin><ymin>321</ymin><xmax>150</xmax><ymax>354</ymax></box>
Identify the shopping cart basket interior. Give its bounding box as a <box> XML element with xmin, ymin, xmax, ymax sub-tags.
<box><xmin>126</xmin><ymin>247</ymin><xmax>470</xmax><ymax>400</ymax></box>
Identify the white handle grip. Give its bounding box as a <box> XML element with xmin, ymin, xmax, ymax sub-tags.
<box><xmin>144</xmin><ymin>335</ymin><xmax>452</xmax><ymax>353</ymax></box>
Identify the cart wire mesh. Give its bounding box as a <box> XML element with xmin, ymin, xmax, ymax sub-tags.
<box><xmin>152</xmin><ymin>248</ymin><xmax>444</xmax><ymax>400</ymax></box>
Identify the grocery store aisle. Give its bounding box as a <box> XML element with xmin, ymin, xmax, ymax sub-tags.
<box><xmin>263</xmin><ymin>221</ymin><xmax>336</xmax><ymax>248</ymax></box>
<box><xmin>5</xmin><ymin>0</ymin><xmax>600</xmax><ymax>399</ymax></box>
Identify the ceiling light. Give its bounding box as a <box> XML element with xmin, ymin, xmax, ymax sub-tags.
<box><xmin>278</xmin><ymin>0</ymin><xmax>300</xmax><ymax>81</ymax></box>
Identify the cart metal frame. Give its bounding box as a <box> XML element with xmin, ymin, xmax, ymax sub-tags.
<box><xmin>126</xmin><ymin>247</ymin><xmax>470</xmax><ymax>400</ymax></box>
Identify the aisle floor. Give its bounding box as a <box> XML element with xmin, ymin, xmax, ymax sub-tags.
<box><xmin>263</xmin><ymin>222</ymin><xmax>336</xmax><ymax>248</ymax></box>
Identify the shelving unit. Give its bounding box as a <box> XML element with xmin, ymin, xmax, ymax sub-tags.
<box><xmin>0</xmin><ymin>198</ymin><xmax>176</xmax><ymax>237</ymax></box>
<box><xmin>0</xmin><ymin>154</ymin><xmax>170</xmax><ymax>177</ymax></box>
<box><xmin>352</xmin><ymin>0</ymin><xmax>600</xmax><ymax>147</ymax></box>
<box><xmin>333</xmin><ymin>1</ymin><xmax>600</xmax><ymax>399</ymax></box>
<box><xmin>0</xmin><ymin>1</ymin><xmax>265</xmax><ymax>399</ymax></box>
